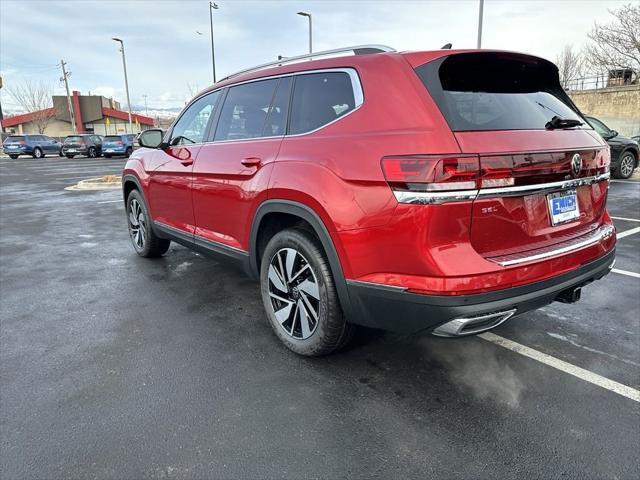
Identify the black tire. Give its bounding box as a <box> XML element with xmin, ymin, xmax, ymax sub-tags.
<box><xmin>65</xmin><ymin>154</ymin><xmax>75</xmax><ymax>159</ymax></box>
<box><xmin>613</xmin><ymin>151</ymin><xmax>637</xmax><ymax>179</ymax></box>
<box><xmin>87</xmin><ymin>147</ymin><xmax>97</xmax><ymax>158</ymax></box>
<box><xmin>126</xmin><ymin>189</ymin><xmax>170</xmax><ymax>258</ymax></box>
<box><xmin>9</xmin><ymin>155</ymin><xmax>19</xmax><ymax>159</ymax></box>
<box><xmin>33</xmin><ymin>147</ymin><xmax>43</xmax><ymax>159</ymax></box>
<box><xmin>104</xmin><ymin>154</ymin><xmax>112</xmax><ymax>158</ymax></box>
<box><xmin>125</xmin><ymin>147</ymin><xmax>133</xmax><ymax>158</ymax></box>
<box><xmin>260</xmin><ymin>228</ymin><xmax>354</xmax><ymax>356</ymax></box>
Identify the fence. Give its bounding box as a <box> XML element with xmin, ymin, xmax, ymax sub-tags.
<box><xmin>565</xmin><ymin>72</ymin><xmax>639</xmax><ymax>91</ymax></box>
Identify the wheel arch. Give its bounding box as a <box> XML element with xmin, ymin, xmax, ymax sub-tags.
<box><xmin>249</xmin><ymin>200</ymin><xmax>354</xmax><ymax>318</ymax></box>
<box><xmin>122</xmin><ymin>174</ymin><xmax>144</xmax><ymax>207</ymax></box>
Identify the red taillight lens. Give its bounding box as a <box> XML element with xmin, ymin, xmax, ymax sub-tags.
<box><xmin>381</xmin><ymin>155</ymin><xmax>480</xmax><ymax>191</ymax></box>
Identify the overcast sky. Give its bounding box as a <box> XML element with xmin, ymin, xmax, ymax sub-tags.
<box><xmin>0</xmin><ymin>0</ymin><xmax>631</xmax><ymax>113</ymax></box>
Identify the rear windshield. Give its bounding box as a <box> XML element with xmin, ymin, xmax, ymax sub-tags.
<box><xmin>414</xmin><ymin>53</ymin><xmax>585</xmax><ymax>132</ymax></box>
<box><xmin>5</xmin><ymin>136</ymin><xmax>25</xmax><ymax>142</ymax></box>
<box><xmin>64</xmin><ymin>136</ymin><xmax>83</xmax><ymax>143</ymax></box>
<box><xmin>103</xmin><ymin>136</ymin><xmax>123</xmax><ymax>142</ymax></box>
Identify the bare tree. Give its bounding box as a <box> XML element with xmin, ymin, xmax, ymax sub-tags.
<box><xmin>556</xmin><ymin>45</ymin><xmax>585</xmax><ymax>89</ymax></box>
<box><xmin>586</xmin><ymin>3</ymin><xmax>640</xmax><ymax>73</ymax></box>
<box><xmin>6</xmin><ymin>79</ymin><xmax>55</xmax><ymax>134</ymax></box>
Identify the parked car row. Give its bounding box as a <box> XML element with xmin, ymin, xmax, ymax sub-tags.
<box><xmin>2</xmin><ymin>133</ymin><xmax>137</xmax><ymax>159</ymax></box>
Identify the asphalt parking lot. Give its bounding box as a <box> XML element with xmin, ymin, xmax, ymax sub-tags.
<box><xmin>1</xmin><ymin>155</ymin><xmax>639</xmax><ymax>479</ymax></box>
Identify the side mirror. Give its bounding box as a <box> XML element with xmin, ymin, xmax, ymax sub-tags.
<box><xmin>138</xmin><ymin>129</ymin><xmax>165</xmax><ymax>149</ymax></box>
<box><xmin>609</xmin><ymin>130</ymin><xmax>618</xmax><ymax>138</ymax></box>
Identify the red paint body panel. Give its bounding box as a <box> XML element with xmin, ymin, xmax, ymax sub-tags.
<box><xmin>192</xmin><ymin>139</ymin><xmax>280</xmax><ymax>250</ymax></box>
<box><xmin>123</xmin><ymin>48</ymin><xmax>616</xmax><ymax>307</ymax></box>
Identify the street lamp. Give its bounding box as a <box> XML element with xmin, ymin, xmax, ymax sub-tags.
<box><xmin>112</xmin><ymin>37</ymin><xmax>132</xmax><ymax>132</ymax></box>
<box><xmin>209</xmin><ymin>2</ymin><xmax>219</xmax><ymax>83</ymax></box>
<box><xmin>297</xmin><ymin>11</ymin><xmax>312</xmax><ymax>54</ymax></box>
<box><xmin>477</xmin><ymin>0</ymin><xmax>484</xmax><ymax>48</ymax></box>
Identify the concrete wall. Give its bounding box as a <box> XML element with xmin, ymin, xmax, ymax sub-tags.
<box><xmin>569</xmin><ymin>85</ymin><xmax>640</xmax><ymax>137</ymax></box>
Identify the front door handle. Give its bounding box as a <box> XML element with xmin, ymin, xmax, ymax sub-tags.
<box><xmin>241</xmin><ymin>157</ymin><xmax>262</xmax><ymax>167</ymax></box>
<box><xmin>180</xmin><ymin>159</ymin><xmax>193</xmax><ymax>166</ymax></box>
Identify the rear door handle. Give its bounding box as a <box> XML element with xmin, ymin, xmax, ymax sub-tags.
<box><xmin>241</xmin><ymin>157</ymin><xmax>262</xmax><ymax>167</ymax></box>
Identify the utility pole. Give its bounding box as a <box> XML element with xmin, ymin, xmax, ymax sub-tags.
<box><xmin>477</xmin><ymin>0</ymin><xmax>484</xmax><ymax>48</ymax></box>
<box><xmin>0</xmin><ymin>75</ymin><xmax>4</xmax><ymax>133</ymax></box>
<box><xmin>142</xmin><ymin>94</ymin><xmax>148</xmax><ymax>117</ymax></box>
<box><xmin>60</xmin><ymin>60</ymin><xmax>77</xmax><ymax>133</ymax></box>
<box><xmin>112</xmin><ymin>38</ymin><xmax>132</xmax><ymax>133</ymax></box>
<box><xmin>209</xmin><ymin>2</ymin><xmax>219</xmax><ymax>83</ymax></box>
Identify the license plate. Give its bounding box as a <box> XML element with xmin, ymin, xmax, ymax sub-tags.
<box><xmin>548</xmin><ymin>190</ymin><xmax>579</xmax><ymax>225</ymax></box>
<box><xmin>105</xmin><ymin>149</ymin><xmax>114</xmax><ymax>153</ymax></box>
<box><xmin>7</xmin><ymin>145</ymin><xmax>17</xmax><ymax>149</ymax></box>
<box><xmin>68</xmin><ymin>148</ymin><xmax>76</xmax><ymax>152</ymax></box>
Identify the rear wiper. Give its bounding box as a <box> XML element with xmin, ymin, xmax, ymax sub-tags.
<box><xmin>545</xmin><ymin>116</ymin><xmax>583</xmax><ymax>130</ymax></box>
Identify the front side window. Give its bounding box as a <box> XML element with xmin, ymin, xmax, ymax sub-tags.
<box><xmin>289</xmin><ymin>72</ymin><xmax>357</xmax><ymax>135</ymax></box>
<box><xmin>586</xmin><ymin>117</ymin><xmax>611</xmax><ymax>137</ymax></box>
<box><xmin>171</xmin><ymin>90</ymin><xmax>221</xmax><ymax>145</ymax></box>
<box><xmin>214</xmin><ymin>79</ymin><xmax>278</xmax><ymax>141</ymax></box>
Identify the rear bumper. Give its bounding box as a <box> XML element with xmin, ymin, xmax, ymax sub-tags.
<box><xmin>345</xmin><ymin>248</ymin><xmax>615</xmax><ymax>334</ymax></box>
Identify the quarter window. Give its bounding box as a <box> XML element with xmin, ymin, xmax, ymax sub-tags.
<box><xmin>214</xmin><ymin>79</ymin><xmax>278</xmax><ymax>141</ymax></box>
<box><xmin>171</xmin><ymin>90</ymin><xmax>221</xmax><ymax>145</ymax></box>
<box><xmin>289</xmin><ymin>72</ymin><xmax>357</xmax><ymax>135</ymax></box>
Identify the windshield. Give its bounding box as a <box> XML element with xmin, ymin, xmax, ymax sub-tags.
<box><xmin>64</xmin><ymin>136</ymin><xmax>83</xmax><ymax>143</ymax></box>
<box><xmin>415</xmin><ymin>52</ymin><xmax>586</xmax><ymax>132</ymax></box>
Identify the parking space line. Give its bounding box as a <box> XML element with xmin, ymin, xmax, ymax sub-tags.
<box><xmin>611</xmin><ymin>179</ymin><xmax>640</xmax><ymax>184</ymax></box>
<box><xmin>611</xmin><ymin>216</ymin><xmax>640</xmax><ymax>223</ymax></box>
<box><xmin>617</xmin><ymin>227</ymin><xmax>640</xmax><ymax>239</ymax></box>
<box><xmin>479</xmin><ymin>332</ymin><xmax>640</xmax><ymax>403</ymax></box>
<box><xmin>612</xmin><ymin>268</ymin><xmax>640</xmax><ymax>279</ymax></box>
<box><xmin>97</xmin><ymin>199</ymin><xmax>122</xmax><ymax>204</ymax></box>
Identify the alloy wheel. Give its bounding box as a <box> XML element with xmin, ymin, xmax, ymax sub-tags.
<box><xmin>267</xmin><ymin>247</ymin><xmax>320</xmax><ymax>340</ymax></box>
<box><xmin>620</xmin><ymin>154</ymin><xmax>635</xmax><ymax>178</ymax></box>
<box><xmin>34</xmin><ymin>148</ymin><xmax>42</xmax><ymax>159</ymax></box>
<box><xmin>128</xmin><ymin>199</ymin><xmax>146</xmax><ymax>250</ymax></box>
<box><xmin>88</xmin><ymin>148</ymin><xmax>96</xmax><ymax>158</ymax></box>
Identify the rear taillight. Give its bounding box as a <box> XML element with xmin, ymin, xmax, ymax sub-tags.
<box><xmin>381</xmin><ymin>155</ymin><xmax>480</xmax><ymax>192</ymax></box>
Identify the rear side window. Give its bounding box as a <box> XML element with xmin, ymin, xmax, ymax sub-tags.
<box><xmin>214</xmin><ymin>79</ymin><xmax>278</xmax><ymax>141</ymax></box>
<box><xmin>415</xmin><ymin>53</ymin><xmax>584</xmax><ymax>132</ymax></box>
<box><xmin>289</xmin><ymin>72</ymin><xmax>357</xmax><ymax>135</ymax></box>
<box><xmin>104</xmin><ymin>136</ymin><xmax>122</xmax><ymax>142</ymax></box>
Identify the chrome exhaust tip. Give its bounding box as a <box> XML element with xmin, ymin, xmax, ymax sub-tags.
<box><xmin>432</xmin><ymin>309</ymin><xmax>517</xmax><ymax>338</ymax></box>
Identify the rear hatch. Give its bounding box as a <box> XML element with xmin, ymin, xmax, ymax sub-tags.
<box><xmin>414</xmin><ymin>52</ymin><xmax>610</xmax><ymax>260</ymax></box>
<box><xmin>4</xmin><ymin>136</ymin><xmax>26</xmax><ymax>148</ymax></box>
<box><xmin>103</xmin><ymin>135</ymin><xmax>124</xmax><ymax>148</ymax></box>
<box><xmin>64</xmin><ymin>136</ymin><xmax>86</xmax><ymax>148</ymax></box>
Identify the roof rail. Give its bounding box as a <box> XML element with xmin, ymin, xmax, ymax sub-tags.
<box><xmin>219</xmin><ymin>44</ymin><xmax>395</xmax><ymax>82</ymax></box>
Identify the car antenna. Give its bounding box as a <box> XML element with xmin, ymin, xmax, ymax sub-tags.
<box><xmin>441</xmin><ymin>43</ymin><xmax>452</xmax><ymax>49</ymax></box>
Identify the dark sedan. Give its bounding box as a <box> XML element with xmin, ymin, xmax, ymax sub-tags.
<box><xmin>585</xmin><ymin>116</ymin><xmax>639</xmax><ymax>179</ymax></box>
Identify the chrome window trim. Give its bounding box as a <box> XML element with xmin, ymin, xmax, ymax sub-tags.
<box><xmin>490</xmin><ymin>224</ymin><xmax>615</xmax><ymax>267</ymax></box>
<box><xmin>166</xmin><ymin>68</ymin><xmax>364</xmax><ymax>146</ymax></box>
<box><xmin>393</xmin><ymin>173</ymin><xmax>610</xmax><ymax>205</ymax></box>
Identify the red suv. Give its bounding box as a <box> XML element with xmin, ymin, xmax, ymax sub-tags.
<box><xmin>124</xmin><ymin>46</ymin><xmax>616</xmax><ymax>356</ymax></box>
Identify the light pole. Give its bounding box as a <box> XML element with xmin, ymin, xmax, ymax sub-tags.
<box><xmin>112</xmin><ymin>37</ymin><xmax>132</xmax><ymax>132</ymax></box>
<box><xmin>297</xmin><ymin>11</ymin><xmax>312</xmax><ymax>54</ymax></box>
<box><xmin>477</xmin><ymin>0</ymin><xmax>484</xmax><ymax>48</ymax></box>
<box><xmin>209</xmin><ymin>2</ymin><xmax>219</xmax><ymax>83</ymax></box>
<box><xmin>142</xmin><ymin>94</ymin><xmax>148</xmax><ymax>117</ymax></box>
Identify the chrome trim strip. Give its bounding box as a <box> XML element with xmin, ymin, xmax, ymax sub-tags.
<box><xmin>477</xmin><ymin>172</ymin><xmax>610</xmax><ymax>198</ymax></box>
<box><xmin>346</xmin><ymin>279</ymin><xmax>408</xmax><ymax>292</ymax></box>
<box><xmin>393</xmin><ymin>189</ymin><xmax>479</xmax><ymax>205</ymax></box>
<box><xmin>153</xmin><ymin>221</ymin><xmax>248</xmax><ymax>254</ymax></box>
<box><xmin>393</xmin><ymin>173</ymin><xmax>610</xmax><ymax>205</ymax></box>
<box><xmin>492</xmin><ymin>224</ymin><xmax>615</xmax><ymax>267</ymax></box>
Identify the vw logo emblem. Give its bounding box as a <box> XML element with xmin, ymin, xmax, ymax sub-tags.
<box><xmin>571</xmin><ymin>153</ymin><xmax>582</xmax><ymax>177</ymax></box>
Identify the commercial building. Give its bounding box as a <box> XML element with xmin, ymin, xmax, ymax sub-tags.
<box><xmin>1</xmin><ymin>91</ymin><xmax>154</xmax><ymax>136</ymax></box>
